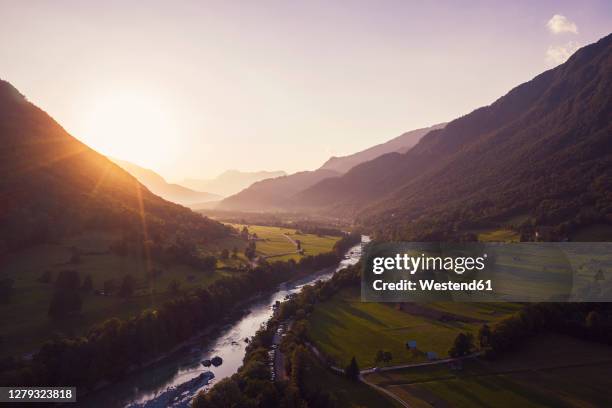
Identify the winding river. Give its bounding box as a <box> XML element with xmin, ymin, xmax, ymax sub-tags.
<box><xmin>78</xmin><ymin>236</ymin><xmax>368</xmax><ymax>408</ymax></box>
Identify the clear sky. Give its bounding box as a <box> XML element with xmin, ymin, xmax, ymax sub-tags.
<box><xmin>1</xmin><ymin>0</ymin><xmax>610</xmax><ymax>181</ymax></box>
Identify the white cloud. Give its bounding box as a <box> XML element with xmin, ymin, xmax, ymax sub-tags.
<box><xmin>545</xmin><ymin>41</ymin><xmax>580</xmax><ymax>66</ymax></box>
<box><xmin>546</xmin><ymin>14</ymin><xmax>578</xmax><ymax>34</ymax></box>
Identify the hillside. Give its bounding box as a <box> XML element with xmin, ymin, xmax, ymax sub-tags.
<box><xmin>0</xmin><ymin>80</ymin><xmax>231</xmax><ymax>251</ymax></box>
<box><xmin>113</xmin><ymin>159</ymin><xmax>221</xmax><ymax>206</ymax></box>
<box><xmin>218</xmin><ymin>123</ymin><xmax>446</xmax><ymax>212</ymax></box>
<box><xmin>296</xmin><ymin>33</ymin><xmax>612</xmax><ymax>239</ymax></box>
<box><xmin>320</xmin><ymin>122</ymin><xmax>446</xmax><ymax>174</ymax></box>
<box><xmin>183</xmin><ymin>169</ymin><xmax>286</xmax><ymax>197</ymax></box>
<box><xmin>219</xmin><ymin>168</ymin><xmax>339</xmax><ymax>211</ymax></box>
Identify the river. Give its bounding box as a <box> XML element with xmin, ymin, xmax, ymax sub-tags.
<box><xmin>77</xmin><ymin>236</ymin><xmax>368</xmax><ymax>408</ymax></box>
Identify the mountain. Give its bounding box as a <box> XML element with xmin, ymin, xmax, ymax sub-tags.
<box><xmin>0</xmin><ymin>80</ymin><xmax>230</xmax><ymax>250</ymax></box>
<box><xmin>219</xmin><ymin>168</ymin><xmax>340</xmax><ymax>211</ymax></box>
<box><xmin>295</xmin><ymin>33</ymin><xmax>612</xmax><ymax>239</ymax></box>
<box><xmin>183</xmin><ymin>170</ymin><xmax>286</xmax><ymax>197</ymax></box>
<box><xmin>320</xmin><ymin>122</ymin><xmax>446</xmax><ymax>174</ymax></box>
<box><xmin>112</xmin><ymin>159</ymin><xmax>221</xmax><ymax>207</ymax></box>
<box><xmin>218</xmin><ymin>124</ymin><xmax>445</xmax><ymax>212</ymax></box>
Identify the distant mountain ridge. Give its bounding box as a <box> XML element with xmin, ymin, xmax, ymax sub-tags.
<box><xmin>112</xmin><ymin>159</ymin><xmax>221</xmax><ymax>207</ymax></box>
<box><xmin>320</xmin><ymin>122</ymin><xmax>446</xmax><ymax>174</ymax></box>
<box><xmin>183</xmin><ymin>169</ymin><xmax>286</xmax><ymax>197</ymax></box>
<box><xmin>219</xmin><ymin>168</ymin><xmax>339</xmax><ymax>211</ymax></box>
<box><xmin>219</xmin><ymin>123</ymin><xmax>447</xmax><ymax>211</ymax></box>
<box><xmin>295</xmin><ymin>33</ymin><xmax>612</xmax><ymax>240</ymax></box>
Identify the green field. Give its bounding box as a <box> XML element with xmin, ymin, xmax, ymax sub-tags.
<box><xmin>307</xmin><ymin>287</ymin><xmax>520</xmax><ymax>368</ymax></box>
<box><xmin>365</xmin><ymin>334</ymin><xmax>612</xmax><ymax>407</ymax></box>
<box><xmin>228</xmin><ymin>224</ymin><xmax>341</xmax><ymax>261</ymax></box>
<box><xmin>477</xmin><ymin>229</ymin><xmax>520</xmax><ymax>242</ymax></box>
<box><xmin>302</xmin><ymin>348</ymin><xmax>403</xmax><ymax>408</ymax></box>
<box><xmin>0</xmin><ymin>231</ymin><xmax>237</xmax><ymax>358</ymax></box>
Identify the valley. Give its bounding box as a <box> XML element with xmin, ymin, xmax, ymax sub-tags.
<box><xmin>0</xmin><ymin>6</ymin><xmax>610</xmax><ymax>407</ymax></box>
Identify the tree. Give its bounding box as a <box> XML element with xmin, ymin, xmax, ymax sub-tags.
<box><xmin>345</xmin><ymin>356</ymin><xmax>360</xmax><ymax>381</ymax></box>
<box><xmin>48</xmin><ymin>271</ymin><xmax>82</xmax><ymax>318</ymax></box>
<box><xmin>38</xmin><ymin>270</ymin><xmax>53</xmax><ymax>284</ymax></box>
<box><xmin>245</xmin><ymin>241</ymin><xmax>257</xmax><ymax>260</ymax></box>
<box><xmin>231</xmin><ymin>246</ymin><xmax>238</xmax><ymax>259</ymax></box>
<box><xmin>168</xmin><ymin>279</ymin><xmax>181</xmax><ymax>294</ymax></box>
<box><xmin>478</xmin><ymin>324</ymin><xmax>491</xmax><ymax>348</ymax></box>
<box><xmin>81</xmin><ymin>275</ymin><xmax>93</xmax><ymax>292</ymax></box>
<box><xmin>449</xmin><ymin>332</ymin><xmax>475</xmax><ymax>357</ymax></box>
<box><xmin>375</xmin><ymin>350</ymin><xmax>384</xmax><ymax>364</ymax></box>
<box><xmin>55</xmin><ymin>270</ymin><xmax>81</xmax><ymax>291</ymax></box>
<box><xmin>375</xmin><ymin>350</ymin><xmax>392</xmax><ymax>364</ymax></box>
<box><xmin>220</xmin><ymin>248</ymin><xmax>229</xmax><ymax>260</ymax></box>
<box><xmin>0</xmin><ymin>278</ymin><xmax>15</xmax><ymax>304</ymax></box>
<box><xmin>586</xmin><ymin>310</ymin><xmax>605</xmax><ymax>331</ymax></box>
<box><xmin>103</xmin><ymin>279</ymin><xmax>117</xmax><ymax>295</ymax></box>
<box><xmin>199</xmin><ymin>255</ymin><xmax>217</xmax><ymax>272</ymax></box>
<box><xmin>69</xmin><ymin>247</ymin><xmax>81</xmax><ymax>264</ymax></box>
<box><xmin>192</xmin><ymin>378</ymin><xmax>245</xmax><ymax>408</ymax></box>
<box><xmin>383</xmin><ymin>351</ymin><xmax>393</xmax><ymax>363</ymax></box>
<box><xmin>291</xmin><ymin>346</ymin><xmax>307</xmax><ymax>388</ymax></box>
<box><xmin>119</xmin><ymin>275</ymin><xmax>136</xmax><ymax>298</ymax></box>
<box><xmin>241</xmin><ymin>226</ymin><xmax>250</xmax><ymax>239</ymax></box>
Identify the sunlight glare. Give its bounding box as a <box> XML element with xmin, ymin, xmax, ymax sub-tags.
<box><xmin>81</xmin><ymin>92</ymin><xmax>181</xmax><ymax>170</ymax></box>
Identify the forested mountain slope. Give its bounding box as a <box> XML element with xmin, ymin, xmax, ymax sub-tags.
<box><xmin>0</xmin><ymin>80</ymin><xmax>230</xmax><ymax>251</ymax></box>
<box><xmin>296</xmin><ymin>33</ymin><xmax>612</xmax><ymax>240</ymax></box>
<box><xmin>320</xmin><ymin>122</ymin><xmax>446</xmax><ymax>174</ymax></box>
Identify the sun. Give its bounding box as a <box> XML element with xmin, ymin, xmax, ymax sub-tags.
<box><xmin>79</xmin><ymin>91</ymin><xmax>181</xmax><ymax>171</ymax></box>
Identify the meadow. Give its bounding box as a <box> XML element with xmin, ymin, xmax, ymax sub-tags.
<box><xmin>0</xmin><ymin>225</ymin><xmax>341</xmax><ymax>358</ymax></box>
<box><xmin>302</xmin><ymin>351</ymin><xmax>403</xmax><ymax>408</ymax></box>
<box><xmin>365</xmin><ymin>334</ymin><xmax>612</xmax><ymax>407</ymax></box>
<box><xmin>477</xmin><ymin>229</ymin><xmax>520</xmax><ymax>242</ymax></box>
<box><xmin>0</xmin><ymin>231</ymin><xmax>237</xmax><ymax>358</ymax></box>
<box><xmin>307</xmin><ymin>286</ymin><xmax>520</xmax><ymax>368</ymax></box>
<box><xmin>227</xmin><ymin>224</ymin><xmax>341</xmax><ymax>262</ymax></box>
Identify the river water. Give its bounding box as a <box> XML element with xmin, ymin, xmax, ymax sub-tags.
<box><xmin>78</xmin><ymin>236</ymin><xmax>368</xmax><ymax>408</ymax></box>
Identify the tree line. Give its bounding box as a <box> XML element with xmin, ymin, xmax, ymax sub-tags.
<box><xmin>192</xmin><ymin>263</ymin><xmax>362</xmax><ymax>407</ymax></box>
<box><xmin>0</xmin><ymin>233</ymin><xmax>360</xmax><ymax>393</ymax></box>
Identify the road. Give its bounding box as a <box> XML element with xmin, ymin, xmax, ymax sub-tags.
<box><xmin>306</xmin><ymin>341</ymin><xmax>481</xmax><ymax>407</ymax></box>
<box><xmin>272</xmin><ymin>322</ymin><xmax>289</xmax><ymax>382</ymax></box>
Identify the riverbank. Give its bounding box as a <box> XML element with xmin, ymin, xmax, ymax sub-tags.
<box><xmin>76</xmin><ymin>236</ymin><xmax>366</xmax><ymax>407</ymax></box>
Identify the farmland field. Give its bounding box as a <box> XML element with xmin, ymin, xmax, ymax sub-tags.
<box><xmin>307</xmin><ymin>286</ymin><xmax>520</xmax><ymax>368</ymax></box>
<box><xmin>227</xmin><ymin>224</ymin><xmax>341</xmax><ymax>261</ymax></box>
<box><xmin>302</xmin><ymin>349</ymin><xmax>403</xmax><ymax>408</ymax></box>
<box><xmin>365</xmin><ymin>334</ymin><xmax>612</xmax><ymax>407</ymax></box>
<box><xmin>0</xmin><ymin>230</ymin><xmax>237</xmax><ymax>358</ymax></box>
<box><xmin>477</xmin><ymin>229</ymin><xmax>520</xmax><ymax>242</ymax></box>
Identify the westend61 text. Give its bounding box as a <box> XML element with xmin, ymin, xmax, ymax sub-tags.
<box><xmin>372</xmin><ymin>279</ymin><xmax>493</xmax><ymax>292</ymax></box>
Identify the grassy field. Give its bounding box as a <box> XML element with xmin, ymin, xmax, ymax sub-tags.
<box><xmin>365</xmin><ymin>334</ymin><xmax>612</xmax><ymax>407</ymax></box>
<box><xmin>307</xmin><ymin>286</ymin><xmax>521</xmax><ymax>368</ymax></box>
<box><xmin>0</xmin><ymin>231</ymin><xmax>237</xmax><ymax>358</ymax></box>
<box><xmin>477</xmin><ymin>229</ymin><xmax>520</xmax><ymax>242</ymax></box>
<box><xmin>302</xmin><ymin>348</ymin><xmax>403</xmax><ymax>408</ymax></box>
<box><xmin>227</xmin><ymin>224</ymin><xmax>341</xmax><ymax>261</ymax></box>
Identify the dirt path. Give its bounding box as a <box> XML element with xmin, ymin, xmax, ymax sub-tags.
<box><xmin>282</xmin><ymin>233</ymin><xmax>298</xmax><ymax>246</ymax></box>
<box><xmin>306</xmin><ymin>341</ymin><xmax>482</xmax><ymax>408</ymax></box>
<box><xmin>361</xmin><ymin>374</ymin><xmax>413</xmax><ymax>408</ymax></box>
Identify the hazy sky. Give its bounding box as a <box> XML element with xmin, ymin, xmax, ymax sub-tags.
<box><xmin>1</xmin><ymin>1</ymin><xmax>611</xmax><ymax>181</ymax></box>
